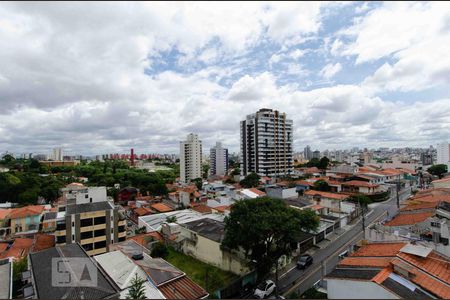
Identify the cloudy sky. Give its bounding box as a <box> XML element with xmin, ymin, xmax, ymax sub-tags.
<box><xmin>1</xmin><ymin>2</ymin><xmax>450</xmax><ymax>156</ymax></box>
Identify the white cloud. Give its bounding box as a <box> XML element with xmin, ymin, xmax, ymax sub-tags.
<box><xmin>0</xmin><ymin>2</ymin><xmax>448</xmax><ymax>155</ymax></box>
<box><xmin>319</xmin><ymin>63</ymin><xmax>342</xmax><ymax>79</ymax></box>
<box><xmin>288</xmin><ymin>49</ymin><xmax>305</xmax><ymax>60</ymax></box>
<box><xmin>339</xmin><ymin>2</ymin><xmax>450</xmax><ymax>94</ymax></box>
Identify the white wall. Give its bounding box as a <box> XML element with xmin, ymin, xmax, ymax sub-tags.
<box><xmin>327</xmin><ymin>279</ymin><xmax>399</xmax><ymax>299</ymax></box>
<box><xmin>74</xmin><ymin>187</ymin><xmax>108</xmax><ymax>204</ymax></box>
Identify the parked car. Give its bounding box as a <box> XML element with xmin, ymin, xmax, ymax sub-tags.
<box><xmin>254</xmin><ymin>280</ymin><xmax>276</xmax><ymax>299</ymax></box>
<box><xmin>297</xmin><ymin>254</ymin><xmax>313</xmax><ymax>269</ymax></box>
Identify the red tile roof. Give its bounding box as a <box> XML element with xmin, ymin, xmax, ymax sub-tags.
<box><xmin>130</xmin><ymin>232</ymin><xmax>163</xmax><ymax>245</ymax></box>
<box><xmin>432</xmin><ymin>176</ymin><xmax>450</xmax><ymax>183</ymax></box>
<box><xmin>0</xmin><ymin>237</ymin><xmax>34</xmax><ymax>260</ymax></box>
<box><xmin>213</xmin><ymin>205</ymin><xmax>231</xmax><ymax>213</ymax></box>
<box><xmin>192</xmin><ymin>205</ymin><xmax>213</xmax><ymax>214</ymax></box>
<box><xmin>159</xmin><ymin>276</ymin><xmax>208</xmax><ymax>299</ymax></box>
<box><xmin>151</xmin><ymin>203</ymin><xmax>174</xmax><ymax>213</ymax></box>
<box><xmin>304</xmin><ymin>190</ymin><xmax>349</xmax><ymax>200</ymax></box>
<box><xmin>390</xmin><ymin>257</ymin><xmax>450</xmax><ymax>299</ymax></box>
<box><xmin>400</xmin><ymin>201</ymin><xmax>438</xmax><ymax>211</ymax></box>
<box><xmin>32</xmin><ymin>233</ymin><xmax>55</xmax><ymax>253</ymax></box>
<box><xmin>249</xmin><ymin>188</ymin><xmax>266</xmax><ymax>197</ymax></box>
<box><xmin>134</xmin><ymin>207</ymin><xmax>153</xmax><ymax>216</ymax></box>
<box><xmin>0</xmin><ymin>209</ymin><xmax>11</xmax><ymax>219</ymax></box>
<box><xmin>384</xmin><ymin>212</ymin><xmax>434</xmax><ymax>226</ymax></box>
<box><xmin>372</xmin><ymin>268</ymin><xmax>392</xmax><ymax>284</ymax></box>
<box><xmin>340</xmin><ymin>257</ymin><xmax>392</xmax><ymax>268</ymax></box>
<box><xmin>397</xmin><ymin>251</ymin><xmax>450</xmax><ymax>285</ymax></box>
<box><xmin>342</xmin><ymin>180</ymin><xmax>379</xmax><ymax>188</ymax></box>
<box><xmin>351</xmin><ymin>242</ymin><xmax>406</xmax><ymax>257</ymax></box>
<box><xmin>0</xmin><ymin>243</ymin><xmax>8</xmax><ymax>253</ymax></box>
<box><xmin>8</xmin><ymin>205</ymin><xmax>45</xmax><ymax>219</ymax></box>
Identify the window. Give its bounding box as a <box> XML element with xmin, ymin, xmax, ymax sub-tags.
<box><xmin>82</xmin><ymin>243</ymin><xmax>93</xmax><ymax>251</ymax></box>
<box><xmin>81</xmin><ymin>231</ymin><xmax>93</xmax><ymax>239</ymax></box>
<box><xmin>94</xmin><ymin>241</ymin><xmax>106</xmax><ymax>249</ymax></box>
<box><xmin>80</xmin><ymin>218</ymin><xmax>93</xmax><ymax>227</ymax></box>
<box><xmin>56</xmin><ymin>235</ymin><xmax>66</xmax><ymax>244</ymax></box>
<box><xmin>94</xmin><ymin>216</ymin><xmax>106</xmax><ymax>225</ymax></box>
<box><xmin>56</xmin><ymin>222</ymin><xmax>66</xmax><ymax>231</ymax></box>
<box><xmin>94</xmin><ymin>229</ymin><xmax>106</xmax><ymax>237</ymax></box>
<box><xmin>118</xmin><ymin>225</ymin><xmax>125</xmax><ymax>232</ymax></box>
<box><xmin>85</xmin><ymin>194</ymin><xmax>88</xmax><ymax>199</ymax></box>
<box><xmin>118</xmin><ymin>237</ymin><xmax>126</xmax><ymax>242</ymax></box>
<box><xmin>431</xmin><ymin>221</ymin><xmax>441</xmax><ymax>228</ymax></box>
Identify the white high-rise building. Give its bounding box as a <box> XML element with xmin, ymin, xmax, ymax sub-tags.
<box><xmin>180</xmin><ymin>133</ymin><xmax>202</xmax><ymax>183</ymax></box>
<box><xmin>52</xmin><ymin>148</ymin><xmax>63</xmax><ymax>161</ymax></box>
<box><xmin>210</xmin><ymin>142</ymin><xmax>228</xmax><ymax>177</ymax></box>
<box><xmin>436</xmin><ymin>142</ymin><xmax>450</xmax><ymax>166</ymax></box>
<box><xmin>240</xmin><ymin>108</ymin><xmax>293</xmax><ymax>177</ymax></box>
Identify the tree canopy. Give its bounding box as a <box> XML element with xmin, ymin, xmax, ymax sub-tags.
<box><xmin>222</xmin><ymin>197</ymin><xmax>319</xmax><ymax>277</ymax></box>
<box><xmin>240</xmin><ymin>172</ymin><xmax>260</xmax><ymax>188</ymax></box>
<box><xmin>312</xmin><ymin>179</ymin><xmax>331</xmax><ymax>192</ymax></box>
<box><xmin>428</xmin><ymin>164</ymin><xmax>448</xmax><ymax>179</ymax></box>
<box><xmin>347</xmin><ymin>194</ymin><xmax>372</xmax><ymax>208</ymax></box>
<box><xmin>126</xmin><ymin>273</ymin><xmax>146</xmax><ymax>299</ymax></box>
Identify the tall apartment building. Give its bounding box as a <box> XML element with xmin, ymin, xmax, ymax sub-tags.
<box><xmin>304</xmin><ymin>145</ymin><xmax>312</xmax><ymax>160</ymax></box>
<box><xmin>436</xmin><ymin>142</ymin><xmax>450</xmax><ymax>166</ymax></box>
<box><xmin>52</xmin><ymin>147</ymin><xmax>63</xmax><ymax>161</ymax></box>
<box><xmin>180</xmin><ymin>133</ymin><xmax>202</xmax><ymax>183</ymax></box>
<box><xmin>240</xmin><ymin>108</ymin><xmax>293</xmax><ymax>177</ymax></box>
<box><xmin>54</xmin><ymin>185</ymin><xmax>126</xmax><ymax>256</ymax></box>
<box><xmin>210</xmin><ymin>142</ymin><xmax>228</xmax><ymax>177</ymax></box>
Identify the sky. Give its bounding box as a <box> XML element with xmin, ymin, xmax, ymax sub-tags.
<box><xmin>1</xmin><ymin>1</ymin><xmax>450</xmax><ymax>156</ymax></box>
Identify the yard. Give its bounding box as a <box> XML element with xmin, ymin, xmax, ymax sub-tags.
<box><xmin>166</xmin><ymin>247</ymin><xmax>239</xmax><ymax>294</ymax></box>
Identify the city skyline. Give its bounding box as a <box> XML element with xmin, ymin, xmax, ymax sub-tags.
<box><xmin>1</xmin><ymin>2</ymin><xmax>450</xmax><ymax>155</ymax></box>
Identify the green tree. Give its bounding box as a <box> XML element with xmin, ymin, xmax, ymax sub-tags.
<box><xmin>231</xmin><ymin>167</ymin><xmax>240</xmax><ymax>176</ymax></box>
<box><xmin>428</xmin><ymin>164</ymin><xmax>448</xmax><ymax>179</ymax></box>
<box><xmin>240</xmin><ymin>172</ymin><xmax>260</xmax><ymax>188</ymax></box>
<box><xmin>348</xmin><ymin>194</ymin><xmax>372</xmax><ymax>208</ymax></box>
<box><xmin>306</xmin><ymin>158</ymin><xmax>320</xmax><ymax>168</ymax></box>
<box><xmin>192</xmin><ymin>177</ymin><xmax>203</xmax><ymax>190</ymax></box>
<box><xmin>312</xmin><ymin>180</ymin><xmax>331</xmax><ymax>192</ymax></box>
<box><xmin>202</xmin><ymin>164</ymin><xmax>210</xmax><ymax>179</ymax></box>
<box><xmin>126</xmin><ymin>273</ymin><xmax>146</xmax><ymax>299</ymax></box>
<box><xmin>318</xmin><ymin>157</ymin><xmax>330</xmax><ymax>170</ymax></box>
<box><xmin>222</xmin><ymin>197</ymin><xmax>319</xmax><ymax>278</ymax></box>
<box><xmin>166</xmin><ymin>215</ymin><xmax>177</xmax><ymax>223</ymax></box>
<box><xmin>151</xmin><ymin>243</ymin><xmax>169</xmax><ymax>259</ymax></box>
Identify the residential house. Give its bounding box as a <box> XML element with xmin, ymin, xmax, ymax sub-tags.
<box><xmin>95</xmin><ymin>250</ymin><xmax>166</xmax><ymax>299</ymax></box>
<box><xmin>341</xmin><ymin>180</ymin><xmax>383</xmax><ymax>194</ymax></box>
<box><xmin>237</xmin><ymin>188</ymin><xmax>266</xmax><ymax>199</ymax></box>
<box><xmin>3</xmin><ymin>205</ymin><xmax>46</xmax><ymax>236</ymax></box>
<box><xmin>109</xmin><ymin>239</ymin><xmax>208</xmax><ymax>299</ymax></box>
<box><xmin>27</xmin><ymin>243</ymin><xmax>119</xmax><ymax>299</ymax></box>
<box><xmin>326</xmin><ymin>242</ymin><xmax>450</xmax><ymax>299</ymax></box>
<box><xmin>431</xmin><ymin>176</ymin><xmax>450</xmax><ymax>189</ymax></box>
<box><xmin>265</xmin><ymin>184</ymin><xmax>297</xmax><ymax>199</ymax></box>
<box><xmin>178</xmin><ymin>218</ymin><xmax>249</xmax><ymax>275</ymax></box>
<box><xmin>304</xmin><ymin>190</ymin><xmax>349</xmax><ymax>213</ymax></box>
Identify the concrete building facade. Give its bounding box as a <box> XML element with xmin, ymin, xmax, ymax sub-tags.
<box><xmin>240</xmin><ymin>108</ymin><xmax>293</xmax><ymax>177</ymax></box>
<box><xmin>210</xmin><ymin>142</ymin><xmax>228</xmax><ymax>177</ymax></box>
<box><xmin>180</xmin><ymin>134</ymin><xmax>202</xmax><ymax>183</ymax></box>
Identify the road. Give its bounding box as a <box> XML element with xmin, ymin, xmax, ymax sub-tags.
<box><xmin>277</xmin><ymin>187</ymin><xmax>412</xmax><ymax>297</ymax></box>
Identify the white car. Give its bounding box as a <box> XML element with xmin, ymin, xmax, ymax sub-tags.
<box><xmin>254</xmin><ymin>280</ymin><xmax>276</xmax><ymax>299</ymax></box>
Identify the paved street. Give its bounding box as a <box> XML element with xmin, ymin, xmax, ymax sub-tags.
<box><xmin>276</xmin><ymin>187</ymin><xmax>412</xmax><ymax>297</ymax></box>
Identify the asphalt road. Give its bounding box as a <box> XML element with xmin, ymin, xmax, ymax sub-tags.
<box><xmin>277</xmin><ymin>187</ymin><xmax>412</xmax><ymax>297</ymax></box>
